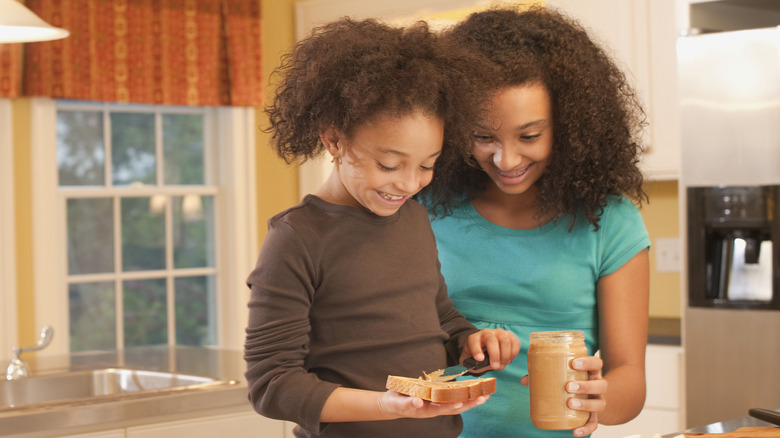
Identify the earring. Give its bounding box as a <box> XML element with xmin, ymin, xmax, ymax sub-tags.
<box><xmin>331</xmin><ymin>140</ymin><xmax>343</xmax><ymax>165</ymax></box>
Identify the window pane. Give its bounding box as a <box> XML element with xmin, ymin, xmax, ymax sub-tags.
<box><xmin>67</xmin><ymin>198</ymin><xmax>114</xmax><ymax>275</ymax></box>
<box><xmin>173</xmin><ymin>195</ymin><xmax>215</xmax><ymax>268</ymax></box>
<box><xmin>57</xmin><ymin>111</ymin><xmax>105</xmax><ymax>186</ymax></box>
<box><xmin>175</xmin><ymin>275</ymin><xmax>216</xmax><ymax>346</ymax></box>
<box><xmin>69</xmin><ymin>282</ymin><xmax>116</xmax><ymax>352</ymax></box>
<box><xmin>111</xmin><ymin>113</ymin><xmax>156</xmax><ymax>186</ymax></box>
<box><xmin>163</xmin><ymin>114</ymin><xmax>205</xmax><ymax>185</ymax></box>
<box><xmin>121</xmin><ymin>197</ymin><xmax>165</xmax><ymax>271</ymax></box>
<box><xmin>123</xmin><ymin>278</ymin><xmax>167</xmax><ymax>347</ymax></box>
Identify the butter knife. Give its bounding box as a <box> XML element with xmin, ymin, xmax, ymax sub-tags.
<box><xmin>748</xmin><ymin>408</ymin><xmax>780</xmax><ymax>426</ymax></box>
<box><xmin>434</xmin><ymin>355</ymin><xmax>492</xmax><ymax>380</ymax></box>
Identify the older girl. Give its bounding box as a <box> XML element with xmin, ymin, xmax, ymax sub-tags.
<box><xmin>422</xmin><ymin>6</ymin><xmax>651</xmax><ymax>437</ymax></box>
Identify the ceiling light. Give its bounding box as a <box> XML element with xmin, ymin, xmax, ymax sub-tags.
<box><xmin>0</xmin><ymin>0</ymin><xmax>69</xmax><ymax>43</ymax></box>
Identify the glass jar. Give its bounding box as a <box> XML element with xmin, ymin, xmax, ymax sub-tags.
<box><xmin>528</xmin><ymin>330</ymin><xmax>589</xmax><ymax>430</ymax></box>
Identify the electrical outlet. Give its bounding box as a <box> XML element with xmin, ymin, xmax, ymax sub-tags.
<box><xmin>654</xmin><ymin>237</ymin><xmax>680</xmax><ymax>273</ymax></box>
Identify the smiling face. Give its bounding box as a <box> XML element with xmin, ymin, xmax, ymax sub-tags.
<box><xmin>319</xmin><ymin>110</ymin><xmax>444</xmax><ymax>217</ymax></box>
<box><xmin>471</xmin><ymin>83</ymin><xmax>554</xmax><ymax>199</ymax></box>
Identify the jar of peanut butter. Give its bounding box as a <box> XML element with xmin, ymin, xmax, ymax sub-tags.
<box><xmin>528</xmin><ymin>330</ymin><xmax>589</xmax><ymax>430</ymax></box>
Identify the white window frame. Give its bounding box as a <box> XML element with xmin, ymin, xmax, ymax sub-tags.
<box><xmin>1</xmin><ymin>99</ymin><xmax>18</xmax><ymax>357</ymax></box>
<box><xmin>29</xmin><ymin>98</ymin><xmax>257</xmax><ymax>355</ymax></box>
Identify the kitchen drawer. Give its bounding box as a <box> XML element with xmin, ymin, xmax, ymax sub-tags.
<box><xmin>645</xmin><ymin>345</ymin><xmax>682</xmax><ymax>409</ymax></box>
<box><xmin>57</xmin><ymin>431</ymin><xmax>125</xmax><ymax>438</ymax></box>
<box><xmin>127</xmin><ymin>411</ymin><xmax>284</xmax><ymax>438</ymax></box>
<box><xmin>593</xmin><ymin>408</ymin><xmax>681</xmax><ymax>438</ymax></box>
<box><xmin>592</xmin><ymin>345</ymin><xmax>683</xmax><ymax>438</ymax></box>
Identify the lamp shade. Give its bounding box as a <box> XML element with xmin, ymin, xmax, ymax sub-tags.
<box><xmin>0</xmin><ymin>0</ymin><xmax>69</xmax><ymax>43</ymax></box>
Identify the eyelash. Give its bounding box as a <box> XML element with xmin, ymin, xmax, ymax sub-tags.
<box><xmin>377</xmin><ymin>163</ymin><xmax>435</xmax><ymax>172</ymax></box>
<box><xmin>472</xmin><ymin>132</ymin><xmax>542</xmax><ymax>142</ymax></box>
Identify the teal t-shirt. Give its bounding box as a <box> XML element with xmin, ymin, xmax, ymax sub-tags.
<box><xmin>429</xmin><ymin>196</ymin><xmax>650</xmax><ymax>438</ymax></box>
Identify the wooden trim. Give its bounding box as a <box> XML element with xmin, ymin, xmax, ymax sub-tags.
<box><xmin>0</xmin><ymin>99</ymin><xmax>18</xmax><ymax>356</ymax></box>
<box><xmin>216</xmin><ymin>107</ymin><xmax>258</xmax><ymax>350</ymax></box>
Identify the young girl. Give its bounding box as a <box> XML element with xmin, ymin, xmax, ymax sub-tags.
<box><xmin>421</xmin><ymin>6</ymin><xmax>651</xmax><ymax>437</ymax></box>
<box><xmin>244</xmin><ymin>18</ymin><xmax>520</xmax><ymax>438</ymax></box>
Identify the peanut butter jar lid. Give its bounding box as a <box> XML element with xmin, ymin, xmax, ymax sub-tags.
<box><xmin>529</xmin><ymin>330</ymin><xmax>585</xmax><ymax>344</ymax></box>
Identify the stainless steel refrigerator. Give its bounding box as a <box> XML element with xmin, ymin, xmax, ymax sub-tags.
<box><xmin>678</xmin><ymin>27</ymin><xmax>780</xmax><ymax>428</ymax></box>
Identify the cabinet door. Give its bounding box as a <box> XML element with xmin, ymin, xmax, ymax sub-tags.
<box><xmin>592</xmin><ymin>408</ymin><xmax>681</xmax><ymax>438</ymax></box>
<box><xmin>591</xmin><ymin>345</ymin><xmax>683</xmax><ymax>438</ymax></box>
<box><xmin>127</xmin><ymin>411</ymin><xmax>284</xmax><ymax>438</ymax></box>
<box><xmin>546</xmin><ymin>0</ymin><xmax>680</xmax><ymax>180</ymax></box>
<box><xmin>283</xmin><ymin>421</ymin><xmax>297</xmax><ymax>438</ymax></box>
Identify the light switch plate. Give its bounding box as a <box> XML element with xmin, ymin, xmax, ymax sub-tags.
<box><xmin>654</xmin><ymin>237</ymin><xmax>680</xmax><ymax>273</ymax></box>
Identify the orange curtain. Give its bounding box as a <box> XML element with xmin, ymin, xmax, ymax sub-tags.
<box><xmin>0</xmin><ymin>44</ymin><xmax>21</xmax><ymax>98</ymax></box>
<box><xmin>10</xmin><ymin>0</ymin><xmax>262</xmax><ymax>106</ymax></box>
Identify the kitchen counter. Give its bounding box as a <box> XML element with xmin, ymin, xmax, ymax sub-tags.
<box><xmin>648</xmin><ymin>317</ymin><xmax>681</xmax><ymax>345</ymax></box>
<box><xmin>663</xmin><ymin>409</ymin><xmax>780</xmax><ymax>436</ymax></box>
<box><xmin>0</xmin><ymin>346</ymin><xmax>250</xmax><ymax>438</ymax></box>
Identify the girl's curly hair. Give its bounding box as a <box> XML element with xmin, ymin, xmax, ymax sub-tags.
<box><xmin>264</xmin><ymin>18</ymin><xmax>486</xmax><ymax>176</ymax></box>
<box><xmin>422</xmin><ymin>6</ymin><xmax>648</xmax><ymax>230</ymax></box>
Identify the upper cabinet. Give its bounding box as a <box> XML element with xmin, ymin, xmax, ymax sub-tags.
<box><xmin>547</xmin><ymin>0</ymin><xmax>682</xmax><ymax>181</ymax></box>
<box><xmin>687</xmin><ymin>0</ymin><xmax>780</xmax><ymax>32</ymax></box>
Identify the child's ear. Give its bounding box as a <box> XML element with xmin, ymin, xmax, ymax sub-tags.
<box><xmin>319</xmin><ymin>127</ymin><xmax>342</xmax><ymax>158</ymax></box>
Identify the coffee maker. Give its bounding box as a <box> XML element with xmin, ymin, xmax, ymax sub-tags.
<box><xmin>687</xmin><ymin>185</ymin><xmax>779</xmax><ymax>309</ymax></box>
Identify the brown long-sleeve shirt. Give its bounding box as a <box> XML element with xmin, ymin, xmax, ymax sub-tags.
<box><xmin>244</xmin><ymin>195</ymin><xmax>478</xmax><ymax>438</ymax></box>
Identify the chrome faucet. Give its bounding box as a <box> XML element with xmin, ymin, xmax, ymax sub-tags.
<box><xmin>6</xmin><ymin>326</ymin><xmax>54</xmax><ymax>380</ymax></box>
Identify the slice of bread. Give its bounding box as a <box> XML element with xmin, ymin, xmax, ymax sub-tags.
<box><xmin>385</xmin><ymin>375</ymin><xmax>496</xmax><ymax>403</ymax></box>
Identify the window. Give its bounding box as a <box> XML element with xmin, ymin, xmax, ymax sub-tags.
<box><xmin>29</xmin><ymin>99</ymin><xmax>257</xmax><ymax>354</ymax></box>
<box><xmin>57</xmin><ymin>102</ymin><xmax>220</xmax><ymax>350</ymax></box>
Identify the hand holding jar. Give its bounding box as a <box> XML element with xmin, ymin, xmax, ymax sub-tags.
<box><xmin>523</xmin><ymin>331</ymin><xmax>607</xmax><ymax>437</ymax></box>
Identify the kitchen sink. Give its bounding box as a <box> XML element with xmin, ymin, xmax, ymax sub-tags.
<box><xmin>0</xmin><ymin>368</ymin><xmax>219</xmax><ymax>411</ymax></box>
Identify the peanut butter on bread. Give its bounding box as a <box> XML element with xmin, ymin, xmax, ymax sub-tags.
<box><xmin>385</xmin><ymin>375</ymin><xmax>496</xmax><ymax>403</ymax></box>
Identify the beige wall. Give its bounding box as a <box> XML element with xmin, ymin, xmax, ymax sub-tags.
<box><xmin>256</xmin><ymin>0</ymin><xmax>300</xmax><ymax>245</ymax></box>
<box><xmin>12</xmin><ymin>99</ymin><xmax>34</xmax><ymax>347</ymax></box>
<box><xmin>641</xmin><ymin>180</ymin><xmax>681</xmax><ymax>318</ymax></box>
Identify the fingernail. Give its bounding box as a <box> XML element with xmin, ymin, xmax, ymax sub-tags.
<box><xmin>573</xmin><ymin>359</ymin><xmax>583</xmax><ymax>368</ymax></box>
<box><xmin>568</xmin><ymin>382</ymin><xmax>580</xmax><ymax>392</ymax></box>
<box><xmin>570</xmin><ymin>398</ymin><xmax>582</xmax><ymax>408</ymax></box>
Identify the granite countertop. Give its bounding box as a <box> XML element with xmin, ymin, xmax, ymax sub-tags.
<box><xmin>648</xmin><ymin>317</ymin><xmax>681</xmax><ymax>345</ymax></box>
<box><xmin>0</xmin><ymin>346</ymin><xmax>250</xmax><ymax>438</ymax></box>
<box><xmin>662</xmin><ymin>409</ymin><xmax>780</xmax><ymax>436</ymax></box>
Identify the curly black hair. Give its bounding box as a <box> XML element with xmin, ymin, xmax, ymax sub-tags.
<box><xmin>422</xmin><ymin>6</ymin><xmax>648</xmax><ymax>230</ymax></box>
<box><xmin>264</xmin><ymin>18</ymin><xmax>486</xmax><ymax>176</ymax></box>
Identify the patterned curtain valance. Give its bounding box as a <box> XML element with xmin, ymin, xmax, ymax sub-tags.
<box><xmin>0</xmin><ymin>43</ymin><xmax>20</xmax><ymax>98</ymax></box>
<box><xmin>1</xmin><ymin>0</ymin><xmax>262</xmax><ymax>107</ymax></box>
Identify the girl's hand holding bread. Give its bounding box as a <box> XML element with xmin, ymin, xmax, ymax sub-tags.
<box><xmin>378</xmin><ymin>389</ymin><xmax>490</xmax><ymax>418</ymax></box>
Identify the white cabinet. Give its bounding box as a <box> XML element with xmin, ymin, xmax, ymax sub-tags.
<box><xmin>546</xmin><ymin>0</ymin><xmax>681</xmax><ymax>181</ymax></box>
<box><xmin>284</xmin><ymin>421</ymin><xmax>297</xmax><ymax>437</ymax></box>
<box><xmin>126</xmin><ymin>411</ymin><xmax>284</xmax><ymax>438</ymax></box>
<box><xmin>592</xmin><ymin>344</ymin><xmax>683</xmax><ymax>438</ymax></box>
